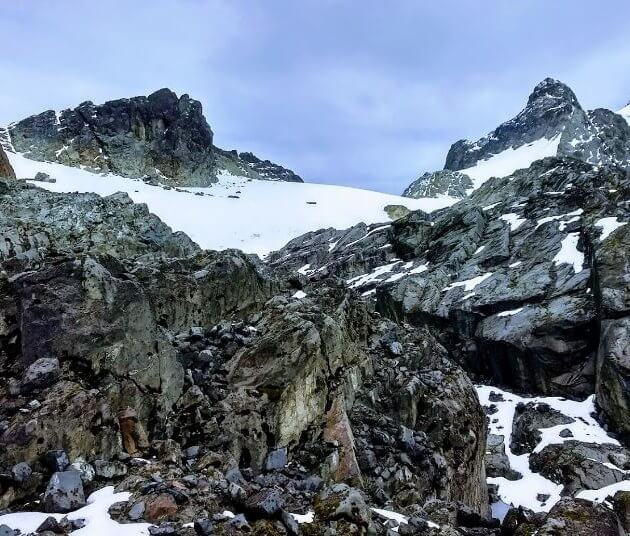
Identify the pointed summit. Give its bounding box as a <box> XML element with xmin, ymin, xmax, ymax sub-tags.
<box><xmin>444</xmin><ymin>77</ymin><xmax>586</xmax><ymax>172</ymax></box>
<box><xmin>407</xmin><ymin>78</ymin><xmax>630</xmax><ymax>199</ymax></box>
<box><xmin>526</xmin><ymin>78</ymin><xmax>580</xmax><ymax>109</ymax></box>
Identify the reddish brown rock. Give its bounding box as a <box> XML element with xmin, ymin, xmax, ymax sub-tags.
<box><xmin>0</xmin><ymin>147</ymin><xmax>15</xmax><ymax>179</ymax></box>
<box><xmin>145</xmin><ymin>493</ymin><xmax>178</xmax><ymax>522</ymax></box>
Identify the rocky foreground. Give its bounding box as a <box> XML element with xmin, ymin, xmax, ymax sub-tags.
<box><xmin>0</xmin><ymin>81</ymin><xmax>629</xmax><ymax>534</ymax></box>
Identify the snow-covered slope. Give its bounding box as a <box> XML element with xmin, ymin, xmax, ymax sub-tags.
<box><xmin>7</xmin><ymin>152</ymin><xmax>458</xmax><ymax>257</ymax></box>
<box><xmin>460</xmin><ymin>134</ymin><xmax>562</xmax><ymax>191</ymax></box>
<box><xmin>619</xmin><ymin>103</ymin><xmax>630</xmax><ymax>125</ymax></box>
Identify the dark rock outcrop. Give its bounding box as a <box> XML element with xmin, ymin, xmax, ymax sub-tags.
<box><xmin>7</xmin><ymin>89</ymin><xmax>302</xmax><ymax>186</ymax></box>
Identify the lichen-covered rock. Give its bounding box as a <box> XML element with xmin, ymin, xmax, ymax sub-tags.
<box><xmin>534</xmin><ymin>498</ymin><xmax>620</xmax><ymax>535</ymax></box>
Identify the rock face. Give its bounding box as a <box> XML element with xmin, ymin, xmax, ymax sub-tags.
<box><xmin>0</xmin><ymin>176</ymin><xmax>490</xmax><ymax>532</ymax></box>
<box><xmin>7</xmin><ymin>88</ymin><xmax>303</xmax><ymax>186</ymax></box>
<box><xmin>403</xmin><ymin>78</ymin><xmax>630</xmax><ymax>198</ymax></box>
<box><xmin>274</xmin><ymin>156</ymin><xmax>630</xmax><ymax>408</ymax></box>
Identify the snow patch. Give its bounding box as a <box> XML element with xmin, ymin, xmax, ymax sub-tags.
<box><xmin>618</xmin><ymin>103</ymin><xmax>630</xmax><ymax>126</ymax></box>
<box><xmin>500</xmin><ymin>213</ymin><xmax>526</xmax><ymax>231</ymax></box>
<box><xmin>443</xmin><ymin>272</ymin><xmax>493</xmax><ymax>293</ymax></box>
<box><xmin>497</xmin><ymin>307</ymin><xmax>523</xmax><ymax>317</ymax></box>
<box><xmin>289</xmin><ymin>511</ymin><xmax>314</xmax><ymax>524</ymax></box>
<box><xmin>461</xmin><ymin>134</ymin><xmax>562</xmax><ymax>191</ymax></box>
<box><xmin>552</xmin><ymin>232</ymin><xmax>584</xmax><ymax>273</ymax></box>
<box><xmin>476</xmin><ymin>385</ymin><xmax>623</xmax><ymax>513</ymax></box>
<box><xmin>595</xmin><ymin>217</ymin><xmax>627</xmax><ymax>241</ymax></box>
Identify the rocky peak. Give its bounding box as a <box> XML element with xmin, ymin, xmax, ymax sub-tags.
<box><xmin>406</xmin><ymin>78</ymin><xmax>630</xmax><ymax>199</ymax></box>
<box><xmin>526</xmin><ymin>77</ymin><xmax>580</xmax><ymax>109</ymax></box>
<box><xmin>6</xmin><ymin>89</ymin><xmax>302</xmax><ymax>186</ymax></box>
<box><xmin>403</xmin><ymin>169</ymin><xmax>472</xmax><ymax>199</ymax></box>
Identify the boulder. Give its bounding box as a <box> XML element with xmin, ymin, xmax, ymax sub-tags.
<box><xmin>43</xmin><ymin>471</ymin><xmax>86</xmax><ymax>513</ymax></box>
<box><xmin>529</xmin><ymin>441</ymin><xmax>629</xmax><ymax>494</ymax></box>
<box><xmin>534</xmin><ymin>498</ymin><xmax>620</xmax><ymax>535</ymax></box>
<box><xmin>0</xmin><ymin>147</ymin><xmax>15</xmax><ymax>179</ymax></box>
<box><xmin>21</xmin><ymin>358</ymin><xmax>60</xmax><ymax>393</ymax></box>
<box><xmin>510</xmin><ymin>402</ymin><xmax>574</xmax><ymax>455</ymax></box>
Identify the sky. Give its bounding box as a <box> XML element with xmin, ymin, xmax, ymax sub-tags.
<box><xmin>1</xmin><ymin>1</ymin><xmax>630</xmax><ymax>194</ymax></box>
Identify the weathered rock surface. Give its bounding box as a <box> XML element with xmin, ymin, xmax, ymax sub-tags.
<box><xmin>529</xmin><ymin>441</ymin><xmax>630</xmax><ymax>495</ymax></box>
<box><xmin>534</xmin><ymin>498</ymin><xmax>621</xmax><ymax>535</ymax></box>
<box><xmin>403</xmin><ymin>170</ymin><xmax>472</xmax><ymax>199</ymax></box>
<box><xmin>42</xmin><ymin>470</ymin><xmax>86</xmax><ymax>513</ymax></box>
<box><xmin>7</xmin><ymin>88</ymin><xmax>302</xmax><ymax>186</ymax></box>
<box><xmin>0</xmin><ymin>175</ymin><xmax>491</xmax><ymax>532</ymax></box>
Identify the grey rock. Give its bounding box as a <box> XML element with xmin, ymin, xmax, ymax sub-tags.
<box><xmin>264</xmin><ymin>447</ymin><xmax>288</xmax><ymax>471</ymax></box>
<box><xmin>245</xmin><ymin>488</ymin><xmax>285</xmax><ymax>518</ymax></box>
<box><xmin>128</xmin><ymin>501</ymin><xmax>146</xmax><ymax>521</ymax></box>
<box><xmin>510</xmin><ymin>402</ymin><xmax>574</xmax><ymax>455</ymax></box>
<box><xmin>43</xmin><ymin>450</ymin><xmax>71</xmax><ymax>472</ymax></box>
<box><xmin>69</xmin><ymin>459</ymin><xmax>95</xmax><ymax>484</ymax></box>
<box><xmin>93</xmin><ymin>459</ymin><xmax>127</xmax><ymax>479</ymax></box>
<box><xmin>33</xmin><ymin>172</ymin><xmax>55</xmax><ymax>183</ymax></box>
<box><xmin>36</xmin><ymin>516</ymin><xmax>63</xmax><ymax>533</ymax></box>
<box><xmin>403</xmin><ymin>169</ymin><xmax>473</xmax><ymax>199</ymax></box>
<box><xmin>43</xmin><ymin>470</ymin><xmax>86</xmax><ymax>513</ymax></box>
<box><xmin>529</xmin><ymin>441</ymin><xmax>630</xmax><ymax>495</ymax></box>
<box><xmin>535</xmin><ymin>498</ymin><xmax>620</xmax><ymax>535</ymax></box>
<box><xmin>11</xmin><ymin>461</ymin><xmax>32</xmax><ymax>484</ymax></box>
<box><xmin>21</xmin><ymin>357</ymin><xmax>60</xmax><ymax>393</ymax></box>
<box><xmin>193</xmin><ymin>518</ymin><xmax>214</xmax><ymax>535</ymax></box>
<box><xmin>485</xmin><ymin>434</ymin><xmax>520</xmax><ymax>480</ymax></box>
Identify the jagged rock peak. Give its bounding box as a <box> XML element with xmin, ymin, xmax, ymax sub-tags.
<box><xmin>526</xmin><ymin>77</ymin><xmax>581</xmax><ymax>109</ymax></box>
<box><xmin>407</xmin><ymin>78</ymin><xmax>630</xmax><ymax>199</ymax></box>
<box><xmin>7</xmin><ymin>88</ymin><xmax>302</xmax><ymax>186</ymax></box>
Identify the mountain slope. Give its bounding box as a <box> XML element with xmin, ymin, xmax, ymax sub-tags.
<box><xmin>7</xmin><ymin>151</ymin><xmax>457</xmax><ymax>257</ymax></box>
<box><xmin>6</xmin><ymin>88</ymin><xmax>302</xmax><ymax>186</ymax></box>
<box><xmin>404</xmin><ymin>78</ymin><xmax>630</xmax><ymax>198</ymax></box>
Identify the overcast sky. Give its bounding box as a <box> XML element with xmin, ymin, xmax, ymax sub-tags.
<box><xmin>2</xmin><ymin>1</ymin><xmax>630</xmax><ymax>193</ymax></box>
